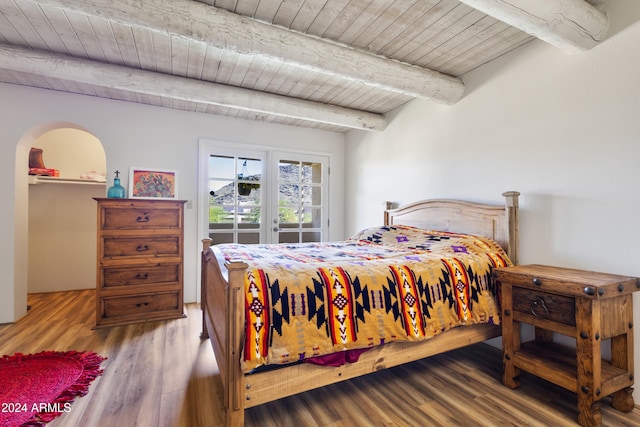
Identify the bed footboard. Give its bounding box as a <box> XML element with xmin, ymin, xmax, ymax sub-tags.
<box><xmin>201</xmin><ymin>238</ymin><xmax>247</xmax><ymax>426</ymax></box>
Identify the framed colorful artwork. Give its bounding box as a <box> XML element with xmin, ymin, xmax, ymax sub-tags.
<box><xmin>129</xmin><ymin>168</ymin><xmax>178</xmax><ymax>199</ymax></box>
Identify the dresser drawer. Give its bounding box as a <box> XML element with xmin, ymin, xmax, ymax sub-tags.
<box><xmin>101</xmin><ymin>263</ymin><xmax>181</xmax><ymax>288</ymax></box>
<box><xmin>512</xmin><ymin>287</ymin><xmax>576</xmax><ymax>326</ymax></box>
<box><xmin>100</xmin><ymin>204</ymin><xmax>182</xmax><ymax>230</ymax></box>
<box><xmin>102</xmin><ymin>235</ymin><xmax>182</xmax><ymax>259</ymax></box>
<box><xmin>101</xmin><ymin>291</ymin><xmax>182</xmax><ymax>320</ymax></box>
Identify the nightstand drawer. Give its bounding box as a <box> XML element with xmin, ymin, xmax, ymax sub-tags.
<box><xmin>512</xmin><ymin>287</ymin><xmax>575</xmax><ymax>326</ymax></box>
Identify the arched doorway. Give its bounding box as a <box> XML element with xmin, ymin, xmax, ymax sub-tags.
<box><xmin>12</xmin><ymin>122</ymin><xmax>106</xmax><ymax>322</ymax></box>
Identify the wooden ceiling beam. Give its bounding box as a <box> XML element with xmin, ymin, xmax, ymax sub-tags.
<box><xmin>27</xmin><ymin>0</ymin><xmax>465</xmax><ymax>104</ymax></box>
<box><xmin>459</xmin><ymin>0</ymin><xmax>609</xmax><ymax>54</ymax></box>
<box><xmin>0</xmin><ymin>44</ymin><xmax>387</xmax><ymax>131</ymax></box>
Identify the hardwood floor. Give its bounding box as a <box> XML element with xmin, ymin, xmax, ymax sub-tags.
<box><xmin>1</xmin><ymin>290</ymin><xmax>640</xmax><ymax>426</ymax></box>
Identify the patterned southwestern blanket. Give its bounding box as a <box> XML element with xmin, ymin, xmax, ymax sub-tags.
<box><xmin>213</xmin><ymin>225</ymin><xmax>512</xmax><ymax>372</ymax></box>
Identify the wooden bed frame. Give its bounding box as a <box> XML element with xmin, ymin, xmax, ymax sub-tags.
<box><xmin>200</xmin><ymin>191</ymin><xmax>520</xmax><ymax>426</ymax></box>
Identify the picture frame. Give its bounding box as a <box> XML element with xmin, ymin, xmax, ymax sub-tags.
<box><xmin>129</xmin><ymin>167</ymin><xmax>178</xmax><ymax>199</ymax></box>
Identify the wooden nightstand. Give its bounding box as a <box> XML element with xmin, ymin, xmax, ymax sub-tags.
<box><xmin>494</xmin><ymin>264</ymin><xmax>640</xmax><ymax>427</ymax></box>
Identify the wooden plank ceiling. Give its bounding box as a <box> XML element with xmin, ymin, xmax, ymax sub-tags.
<box><xmin>0</xmin><ymin>0</ymin><xmax>609</xmax><ymax>132</ymax></box>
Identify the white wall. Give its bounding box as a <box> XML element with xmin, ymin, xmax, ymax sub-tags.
<box><xmin>0</xmin><ymin>85</ymin><xmax>344</xmax><ymax>323</ymax></box>
<box><xmin>345</xmin><ymin>0</ymin><xmax>640</xmax><ymax>400</ymax></box>
<box><xmin>29</xmin><ymin>183</ymin><xmax>104</xmax><ymax>293</ymax></box>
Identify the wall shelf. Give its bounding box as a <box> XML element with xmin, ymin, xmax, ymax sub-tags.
<box><xmin>28</xmin><ymin>176</ymin><xmax>106</xmax><ymax>186</ymax></box>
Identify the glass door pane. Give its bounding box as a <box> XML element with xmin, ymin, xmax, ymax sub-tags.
<box><xmin>208</xmin><ymin>154</ymin><xmax>263</xmax><ymax>244</ymax></box>
<box><xmin>274</xmin><ymin>155</ymin><xmax>327</xmax><ymax>244</ymax></box>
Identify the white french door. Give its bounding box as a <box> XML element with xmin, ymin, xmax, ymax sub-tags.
<box><xmin>270</xmin><ymin>151</ymin><xmax>329</xmax><ymax>244</ymax></box>
<box><xmin>199</xmin><ymin>141</ymin><xmax>329</xmax><ymax>246</ymax></box>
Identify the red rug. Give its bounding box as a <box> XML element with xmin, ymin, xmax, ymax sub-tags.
<box><xmin>0</xmin><ymin>351</ymin><xmax>106</xmax><ymax>426</ymax></box>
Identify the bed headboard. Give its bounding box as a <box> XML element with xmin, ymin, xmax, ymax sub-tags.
<box><xmin>384</xmin><ymin>191</ymin><xmax>519</xmax><ymax>265</ymax></box>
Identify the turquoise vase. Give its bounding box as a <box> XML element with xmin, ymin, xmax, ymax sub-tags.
<box><xmin>107</xmin><ymin>175</ymin><xmax>126</xmax><ymax>198</ymax></box>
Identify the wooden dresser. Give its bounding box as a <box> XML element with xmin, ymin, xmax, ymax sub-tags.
<box><xmin>94</xmin><ymin>198</ymin><xmax>186</xmax><ymax>328</ymax></box>
<box><xmin>495</xmin><ymin>264</ymin><xmax>639</xmax><ymax>427</ymax></box>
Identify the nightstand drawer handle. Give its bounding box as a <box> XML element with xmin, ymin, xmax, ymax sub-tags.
<box><xmin>137</xmin><ymin>213</ymin><xmax>150</xmax><ymax>222</ymax></box>
<box><xmin>532</xmin><ymin>277</ymin><xmax>542</xmax><ymax>286</ymax></box>
<box><xmin>136</xmin><ymin>244</ymin><xmax>150</xmax><ymax>251</ymax></box>
<box><xmin>530</xmin><ymin>297</ymin><xmax>549</xmax><ymax>318</ymax></box>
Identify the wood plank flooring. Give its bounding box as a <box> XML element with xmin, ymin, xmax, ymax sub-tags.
<box><xmin>1</xmin><ymin>290</ymin><xmax>640</xmax><ymax>426</ymax></box>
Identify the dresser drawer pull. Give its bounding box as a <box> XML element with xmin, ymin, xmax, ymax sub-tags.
<box><xmin>136</xmin><ymin>214</ymin><xmax>150</xmax><ymax>222</ymax></box>
<box><xmin>136</xmin><ymin>245</ymin><xmax>150</xmax><ymax>252</ymax></box>
<box><xmin>136</xmin><ymin>302</ymin><xmax>150</xmax><ymax>307</ymax></box>
<box><xmin>530</xmin><ymin>297</ymin><xmax>549</xmax><ymax>318</ymax></box>
<box><xmin>532</xmin><ymin>277</ymin><xmax>542</xmax><ymax>286</ymax></box>
<box><xmin>135</xmin><ymin>273</ymin><xmax>149</xmax><ymax>280</ymax></box>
